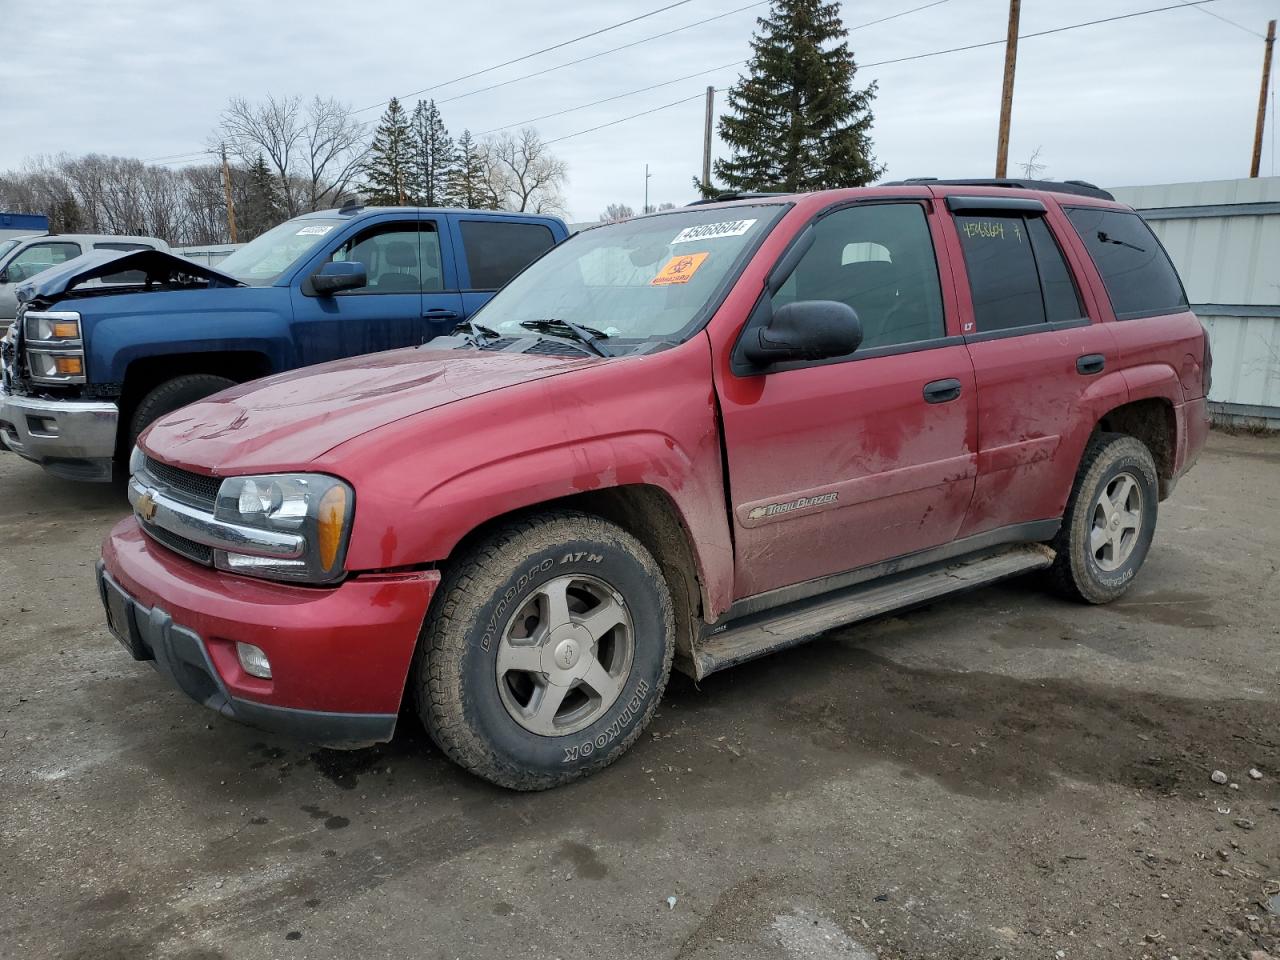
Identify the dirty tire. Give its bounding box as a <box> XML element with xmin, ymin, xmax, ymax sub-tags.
<box><xmin>128</xmin><ymin>374</ymin><xmax>236</xmax><ymax>449</ymax></box>
<box><xmin>415</xmin><ymin>510</ymin><xmax>674</xmax><ymax>791</ymax></box>
<box><xmin>1048</xmin><ymin>432</ymin><xmax>1158</xmax><ymax>604</ymax></box>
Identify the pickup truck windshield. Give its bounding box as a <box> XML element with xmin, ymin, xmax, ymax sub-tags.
<box><xmin>475</xmin><ymin>205</ymin><xmax>787</xmax><ymax>344</ymax></box>
<box><xmin>0</xmin><ymin>239</ymin><xmax>19</xmax><ymax>262</ymax></box>
<box><xmin>217</xmin><ymin>217</ymin><xmax>346</xmax><ymax>286</ymax></box>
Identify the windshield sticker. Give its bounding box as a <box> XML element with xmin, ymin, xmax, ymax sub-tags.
<box><xmin>295</xmin><ymin>225</ymin><xmax>333</xmax><ymax>237</ymax></box>
<box><xmin>651</xmin><ymin>252</ymin><xmax>709</xmax><ymax>286</ymax></box>
<box><xmin>670</xmin><ymin>218</ymin><xmax>757</xmax><ymax>244</ymax></box>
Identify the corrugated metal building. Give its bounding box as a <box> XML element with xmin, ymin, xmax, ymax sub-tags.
<box><xmin>1109</xmin><ymin>177</ymin><xmax>1280</xmax><ymax>428</ymax></box>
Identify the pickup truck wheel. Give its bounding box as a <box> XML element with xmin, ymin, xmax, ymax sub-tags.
<box><xmin>127</xmin><ymin>374</ymin><xmax>236</xmax><ymax>450</ymax></box>
<box><xmin>1048</xmin><ymin>433</ymin><xmax>1158</xmax><ymax>604</ymax></box>
<box><xmin>415</xmin><ymin>510</ymin><xmax>674</xmax><ymax>791</ymax></box>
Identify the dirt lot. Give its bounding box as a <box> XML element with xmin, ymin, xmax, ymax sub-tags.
<box><xmin>1</xmin><ymin>430</ymin><xmax>1278</xmax><ymax>960</ymax></box>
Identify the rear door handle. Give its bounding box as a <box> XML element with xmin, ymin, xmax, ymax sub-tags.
<box><xmin>923</xmin><ymin>378</ymin><xmax>963</xmax><ymax>404</ymax></box>
<box><xmin>1076</xmin><ymin>353</ymin><xmax>1105</xmax><ymax>375</ymax></box>
<box><xmin>423</xmin><ymin>308</ymin><xmax>460</xmax><ymax>320</ymax></box>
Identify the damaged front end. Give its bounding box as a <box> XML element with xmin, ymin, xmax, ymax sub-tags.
<box><xmin>0</xmin><ymin>249</ymin><xmax>245</xmax><ymax>480</ymax></box>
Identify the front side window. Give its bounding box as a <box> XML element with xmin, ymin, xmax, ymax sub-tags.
<box><xmin>773</xmin><ymin>203</ymin><xmax>945</xmax><ymax>350</ymax></box>
<box><xmin>460</xmin><ymin>220</ymin><xmax>556</xmax><ymax>290</ymax></box>
<box><xmin>474</xmin><ymin>205</ymin><xmax>787</xmax><ymax>346</ymax></box>
<box><xmin>1065</xmin><ymin>207</ymin><xmax>1187</xmax><ymax>320</ymax></box>
<box><xmin>11</xmin><ymin>241</ymin><xmax>81</xmax><ymax>270</ymax></box>
<box><xmin>330</xmin><ymin>222</ymin><xmax>439</xmax><ymax>293</ymax></box>
<box><xmin>955</xmin><ymin>213</ymin><xmax>1084</xmax><ymax>332</ymax></box>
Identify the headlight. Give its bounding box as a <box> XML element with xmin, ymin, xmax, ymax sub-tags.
<box><xmin>24</xmin><ymin>310</ymin><xmax>85</xmax><ymax>384</ymax></box>
<box><xmin>24</xmin><ymin>310</ymin><xmax>81</xmax><ymax>343</ymax></box>
<box><xmin>213</xmin><ymin>474</ymin><xmax>354</xmax><ymax>584</ymax></box>
<box><xmin>129</xmin><ymin>444</ymin><xmax>144</xmax><ymax>477</ymax></box>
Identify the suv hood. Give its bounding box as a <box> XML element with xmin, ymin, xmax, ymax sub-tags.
<box><xmin>140</xmin><ymin>346</ymin><xmax>605</xmax><ymax>473</ymax></box>
<box><xmin>17</xmin><ymin>249</ymin><xmax>243</xmax><ymax>303</ymax></box>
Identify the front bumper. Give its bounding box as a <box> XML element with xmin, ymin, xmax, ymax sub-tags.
<box><xmin>0</xmin><ymin>383</ymin><xmax>118</xmax><ymax>481</ymax></box>
<box><xmin>100</xmin><ymin>518</ymin><xmax>439</xmax><ymax>745</ymax></box>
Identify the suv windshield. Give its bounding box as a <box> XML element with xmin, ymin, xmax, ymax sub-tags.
<box><xmin>474</xmin><ymin>205</ymin><xmax>787</xmax><ymax>345</ymax></box>
<box><xmin>217</xmin><ymin>217</ymin><xmax>345</xmax><ymax>286</ymax></box>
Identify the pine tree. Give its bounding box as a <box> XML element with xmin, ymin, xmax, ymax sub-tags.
<box><xmin>714</xmin><ymin>0</ymin><xmax>882</xmax><ymax>192</ymax></box>
<box><xmin>449</xmin><ymin>130</ymin><xmax>491</xmax><ymax>209</ymax></box>
<box><xmin>363</xmin><ymin>97</ymin><xmax>412</xmax><ymax>205</ymax></box>
<box><xmin>408</xmin><ymin>100</ymin><xmax>456</xmax><ymax>206</ymax></box>
<box><xmin>240</xmin><ymin>153</ymin><xmax>284</xmax><ymax>238</ymax></box>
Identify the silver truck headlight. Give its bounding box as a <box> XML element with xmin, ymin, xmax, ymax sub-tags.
<box><xmin>213</xmin><ymin>474</ymin><xmax>354</xmax><ymax>584</ymax></box>
<box><xmin>24</xmin><ymin>310</ymin><xmax>85</xmax><ymax>384</ymax></box>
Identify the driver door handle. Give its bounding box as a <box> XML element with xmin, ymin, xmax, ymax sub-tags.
<box><xmin>423</xmin><ymin>308</ymin><xmax>460</xmax><ymax>320</ymax></box>
<box><xmin>923</xmin><ymin>378</ymin><xmax>963</xmax><ymax>404</ymax></box>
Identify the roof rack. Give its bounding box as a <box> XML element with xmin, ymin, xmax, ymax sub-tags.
<box><xmin>883</xmin><ymin>178</ymin><xmax>1114</xmax><ymax>201</ymax></box>
<box><xmin>686</xmin><ymin>190</ymin><xmax>789</xmax><ymax>206</ymax></box>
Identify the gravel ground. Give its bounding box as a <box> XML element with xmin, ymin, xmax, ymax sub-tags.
<box><xmin>1</xmin><ymin>430</ymin><xmax>1277</xmax><ymax>960</ymax></box>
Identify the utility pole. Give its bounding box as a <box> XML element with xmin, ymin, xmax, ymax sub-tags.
<box><xmin>220</xmin><ymin>143</ymin><xmax>239</xmax><ymax>243</ymax></box>
<box><xmin>1251</xmin><ymin>19</ymin><xmax>1276</xmax><ymax>178</ymax></box>
<box><xmin>994</xmin><ymin>0</ymin><xmax>1021</xmax><ymax>178</ymax></box>
<box><xmin>702</xmin><ymin>85</ymin><xmax>715</xmax><ymax>193</ymax></box>
<box><xmin>644</xmin><ymin>163</ymin><xmax>652</xmax><ymax>214</ymax></box>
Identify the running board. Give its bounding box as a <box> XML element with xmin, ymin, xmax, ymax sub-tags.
<box><xmin>686</xmin><ymin>543</ymin><xmax>1055</xmax><ymax>680</ymax></box>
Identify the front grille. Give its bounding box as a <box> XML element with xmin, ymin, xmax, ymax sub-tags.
<box><xmin>141</xmin><ymin>522</ymin><xmax>214</xmax><ymax>566</ymax></box>
<box><xmin>143</xmin><ymin>456</ymin><xmax>222</xmax><ymax>509</ymax></box>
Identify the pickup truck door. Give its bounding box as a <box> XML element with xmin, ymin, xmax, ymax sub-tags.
<box><xmin>715</xmin><ymin>200</ymin><xmax>979</xmax><ymax>600</ymax></box>
<box><xmin>290</xmin><ymin>213</ymin><xmax>464</xmax><ymax>366</ymax></box>
<box><xmin>940</xmin><ymin>197</ymin><xmax>1120</xmax><ymax>538</ymax></box>
<box><xmin>0</xmin><ymin>239</ymin><xmax>85</xmax><ymax>324</ymax></box>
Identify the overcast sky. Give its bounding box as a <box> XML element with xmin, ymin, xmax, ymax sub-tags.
<box><xmin>2</xmin><ymin>0</ymin><xmax>1277</xmax><ymax>222</ymax></box>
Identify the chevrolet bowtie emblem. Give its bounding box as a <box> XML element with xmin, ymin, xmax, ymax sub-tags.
<box><xmin>136</xmin><ymin>491</ymin><xmax>158</xmax><ymax>523</ymax></box>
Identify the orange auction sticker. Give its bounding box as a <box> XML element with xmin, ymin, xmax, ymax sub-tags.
<box><xmin>651</xmin><ymin>252</ymin><xmax>709</xmax><ymax>286</ymax></box>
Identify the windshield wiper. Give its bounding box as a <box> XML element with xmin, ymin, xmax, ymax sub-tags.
<box><xmin>519</xmin><ymin>318</ymin><xmax>612</xmax><ymax>358</ymax></box>
<box><xmin>453</xmin><ymin>318</ymin><xmax>502</xmax><ymax>342</ymax></box>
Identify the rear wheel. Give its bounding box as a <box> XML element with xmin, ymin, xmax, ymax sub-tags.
<box><xmin>1048</xmin><ymin>433</ymin><xmax>1158</xmax><ymax>603</ymax></box>
<box><xmin>415</xmin><ymin>510</ymin><xmax>674</xmax><ymax>790</ymax></box>
<box><xmin>127</xmin><ymin>374</ymin><xmax>236</xmax><ymax>450</ymax></box>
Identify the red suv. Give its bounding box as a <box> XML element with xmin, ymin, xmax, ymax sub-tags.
<box><xmin>98</xmin><ymin>179</ymin><xmax>1211</xmax><ymax>789</ymax></box>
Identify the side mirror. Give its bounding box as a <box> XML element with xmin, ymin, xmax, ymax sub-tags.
<box><xmin>312</xmin><ymin>260</ymin><xmax>367</xmax><ymax>295</ymax></box>
<box><xmin>2</xmin><ymin>264</ymin><xmax>29</xmax><ymax>284</ymax></box>
<box><xmin>742</xmin><ymin>300</ymin><xmax>863</xmax><ymax>367</ymax></box>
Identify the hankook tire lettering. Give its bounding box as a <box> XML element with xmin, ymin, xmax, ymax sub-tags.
<box><xmin>561</xmin><ymin>679</ymin><xmax>651</xmax><ymax>762</ymax></box>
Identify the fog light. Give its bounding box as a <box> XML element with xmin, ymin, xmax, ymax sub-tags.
<box><xmin>236</xmin><ymin>642</ymin><xmax>272</xmax><ymax>679</ymax></box>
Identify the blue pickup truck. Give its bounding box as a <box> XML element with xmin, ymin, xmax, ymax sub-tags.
<box><xmin>0</xmin><ymin>205</ymin><xmax>567</xmax><ymax>481</ymax></box>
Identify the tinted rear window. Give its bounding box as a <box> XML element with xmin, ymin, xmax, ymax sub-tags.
<box><xmin>1065</xmin><ymin>208</ymin><xmax>1187</xmax><ymax>319</ymax></box>
<box><xmin>460</xmin><ymin>220</ymin><xmax>555</xmax><ymax>290</ymax></box>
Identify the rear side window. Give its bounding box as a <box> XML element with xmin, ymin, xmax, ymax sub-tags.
<box><xmin>1065</xmin><ymin>208</ymin><xmax>1187</xmax><ymax>320</ymax></box>
<box><xmin>955</xmin><ymin>214</ymin><xmax>1084</xmax><ymax>332</ymax></box>
<box><xmin>460</xmin><ymin>220</ymin><xmax>555</xmax><ymax>290</ymax></box>
<box><xmin>94</xmin><ymin>242</ymin><xmax>153</xmax><ymax>252</ymax></box>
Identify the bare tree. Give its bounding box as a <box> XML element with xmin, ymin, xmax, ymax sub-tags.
<box><xmin>599</xmin><ymin>203</ymin><xmax>635</xmax><ymax>223</ymax></box>
<box><xmin>479</xmin><ymin>128</ymin><xmax>568</xmax><ymax>214</ymax></box>
<box><xmin>1017</xmin><ymin>146</ymin><xmax>1047</xmax><ymax>180</ymax></box>
<box><xmin>217</xmin><ymin>95</ymin><xmax>367</xmax><ymax>214</ymax></box>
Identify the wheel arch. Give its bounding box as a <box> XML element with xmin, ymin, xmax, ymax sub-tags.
<box><xmin>438</xmin><ymin>484</ymin><xmax>709</xmax><ymax>664</ymax></box>
<box><xmin>1095</xmin><ymin>397</ymin><xmax>1177</xmax><ymax>499</ymax></box>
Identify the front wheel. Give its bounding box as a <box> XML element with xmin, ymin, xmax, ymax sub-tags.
<box><xmin>415</xmin><ymin>510</ymin><xmax>674</xmax><ymax>790</ymax></box>
<box><xmin>1048</xmin><ymin>432</ymin><xmax>1158</xmax><ymax>604</ymax></box>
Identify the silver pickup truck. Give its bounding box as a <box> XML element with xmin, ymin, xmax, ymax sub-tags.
<box><xmin>0</xmin><ymin>234</ymin><xmax>168</xmax><ymax>332</ymax></box>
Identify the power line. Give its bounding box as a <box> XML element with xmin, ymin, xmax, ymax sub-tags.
<box><xmin>545</xmin><ymin>93</ymin><xmax>707</xmax><ymax>146</ymax></box>
<box><xmin>434</xmin><ymin>1</ymin><xmax>768</xmax><ymax>110</ymax></box>
<box><xmin>1174</xmin><ymin>0</ymin><xmax>1265</xmax><ymax>38</ymax></box>
<box><xmin>356</xmin><ymin>0</ymin><xmax>697</xmax><ymax>114</ymax></box>
<box><xmin>479</xmin><ymin>61</ymin><xmax>744</xmax><ymax>136</ymax></box>
<box><xmin>142</xmin><ymin>0</ymin><xmax>947</xmax><ymax>168</ymax></box>
<box><xmin>862</xmin><ymin>0</ymin><xmax>1221</xmax><ymax>69</ymax></box>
